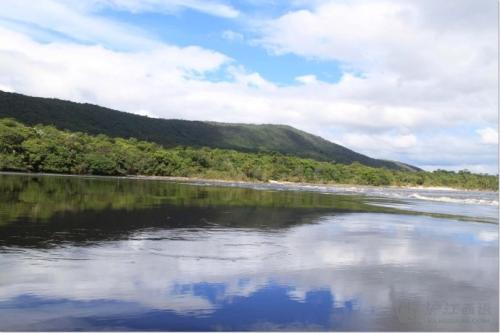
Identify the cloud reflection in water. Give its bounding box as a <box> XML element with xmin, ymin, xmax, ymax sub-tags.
<box><xmin>0</xmin><ymin>212</ymin><xmax>497</xmax><ymax>331</ymax></box>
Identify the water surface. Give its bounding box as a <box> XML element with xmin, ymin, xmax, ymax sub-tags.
<box><xmin>0</xmin><ymin>173</ymin><xmax>497</xmax><ymax>331</ymax></box>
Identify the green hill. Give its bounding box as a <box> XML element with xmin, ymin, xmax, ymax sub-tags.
<box><xmin>0</xmin><ymin>90</ymin><xmax>419</xmax><ymax>171</ymax></box>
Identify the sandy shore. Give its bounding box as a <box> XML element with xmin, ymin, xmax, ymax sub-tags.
<box><xmin>126</xmin><ymin>175</ymin><xmax>496</xmax><ymax>192</ymax></box>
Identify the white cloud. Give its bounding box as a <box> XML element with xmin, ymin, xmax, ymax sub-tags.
<box><xmin>0</xmin><ymin>0</ymin><xmax>238</xmax><ymax>51</ymax></box>
<box><xmin>255</xmin><ymin>0</ymin><xmax>497</xmax><ymax>126</ymax></box>
<box><xmin>90</xmin><ymin>0</ymin><xmax>240</xmax><ymax>18</ymax></box>
<box><xmin>477</xmin><ymin>127</ymin><xmax>499</xmax><ymax>145</ymax></box>
<box><xmin>295</xmin><ymin>74</ymin><xmax>317</xmax><ymax>85</ymax></box>
<box><xmin>341</xmin><ymin>133</ymin><xmax>417</xmax><ymax>151</ymax></box>
<box><xmin>0</xmin><ymin>0</ymin><xmax>159</xmax><ymax>50</ymax></box>
<box><xmin>257</xmin><ymin>1</ymin><xmax>497</xmax><ymax>78</ymax></box>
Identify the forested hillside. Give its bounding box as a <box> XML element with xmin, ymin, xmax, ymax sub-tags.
<box><xmin>0</xmin><ymin>91</ymin><xmax>418</xmax><ymax>171</ymax></box>
<box><xmin>0</xmin><ymin>119</ymin><xmax>496</xmax><ymax>190</ymax></box>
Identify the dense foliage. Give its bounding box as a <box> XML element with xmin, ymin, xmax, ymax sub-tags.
<box><xmin>0</xmin><ymin>90</ymin><xmax>418</xmax><ymax>171</ymax></box>
<box><xmin>0</xmin><ymin>119</ymin><xmax>497</xmax><ymax>190</ymax></box>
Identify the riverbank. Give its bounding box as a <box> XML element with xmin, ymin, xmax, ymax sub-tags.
<box><xmin>1</xmin><ymin>119</ymin><xmax>497</xmax><ymax>191</ymax></box>
<box><xmin>2</xmin><ymin>171</ymin><xmax>497</xmax><ymax>193</ymax></box>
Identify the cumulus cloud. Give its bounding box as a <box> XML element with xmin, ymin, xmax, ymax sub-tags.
<box><xmin>257</xmin><ymin>0</ymin><xmax>497</xmax><ymax>78</ymax></box>
<box><xmin>256</xmin><ymin>1</ymin><xmax>497</xmax><ymax>119</ymax></box>
<box><xmin>0</xmin><ymin>26</ymin><xmax>230</xmax><ymax>108</ymax></box>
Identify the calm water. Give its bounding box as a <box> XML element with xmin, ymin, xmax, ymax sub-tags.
<box><xmin>0</xmin><ymin>173</ymin><xmax>497</xmax><ymax>331</ymax></box>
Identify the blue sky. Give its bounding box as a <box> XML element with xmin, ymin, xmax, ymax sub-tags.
<box><xmin>0</xmin><ymin>0</ymin><xmax>497</xmax><ymax>173</ymax></box>
<box><xmin>99</xmin><ymin>6</ymin><xmax>346</xmax><ymax>85</ymax></box>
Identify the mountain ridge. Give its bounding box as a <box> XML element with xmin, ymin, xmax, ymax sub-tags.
<box><xmin>0</xmin><ymin>90</ymin><xmax>419</xmax><ymax>171</ymax></box>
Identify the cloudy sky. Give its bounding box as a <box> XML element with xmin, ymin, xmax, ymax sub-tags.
<box><xmin>0</xmin><ymin>0</ymin><xmax>497</xmax><ymax>173</ymax></box>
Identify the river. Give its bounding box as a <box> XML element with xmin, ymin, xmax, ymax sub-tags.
<box><xmin>0</xmin><ymin>173</ymin><xmax>497</xmax><ymax>331</ymax></box>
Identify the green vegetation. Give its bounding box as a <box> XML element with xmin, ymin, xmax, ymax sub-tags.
<box><xmin>0</xmin><ymin>118</ymin><xmax>497</xmax><ymax>190</ymax></box>
<box><xmin>0</xmin><ymin>90</ymin><xmax>418</xmax><ymax>171</ymax></box>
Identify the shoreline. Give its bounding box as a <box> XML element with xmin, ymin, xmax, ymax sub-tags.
<box><xmin>0</xmin><ymin>171</ymin><xmax>496</xmax><ymax>193</ymax></box>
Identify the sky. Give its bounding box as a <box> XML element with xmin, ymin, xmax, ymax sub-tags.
<box><xmin>0</xmin><ymin>0</ymin><xmax>497</xmax><ymax>173</ymax></box>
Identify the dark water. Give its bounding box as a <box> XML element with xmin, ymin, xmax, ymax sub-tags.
<box><xmin>0</xmin><ymin>173</ymin><xmax>497</xmax><ymax>331</ymax></box>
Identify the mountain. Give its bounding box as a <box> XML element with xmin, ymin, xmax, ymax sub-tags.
<box><xmin>0</xmin><ymin>90</ymin><xmax>419</xmax><ymax>171</ymax></box>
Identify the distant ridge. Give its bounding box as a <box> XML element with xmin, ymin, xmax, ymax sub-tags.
<box><xmin>0</xmin><ymin>90</ymin><xmax>419</xmax><ymax>171</ymax></box>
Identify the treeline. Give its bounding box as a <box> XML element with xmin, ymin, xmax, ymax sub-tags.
<box><xmin>0</xmin><ymin>118</ymin><xmax>497</xmax><ymax>190</ymax></box>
